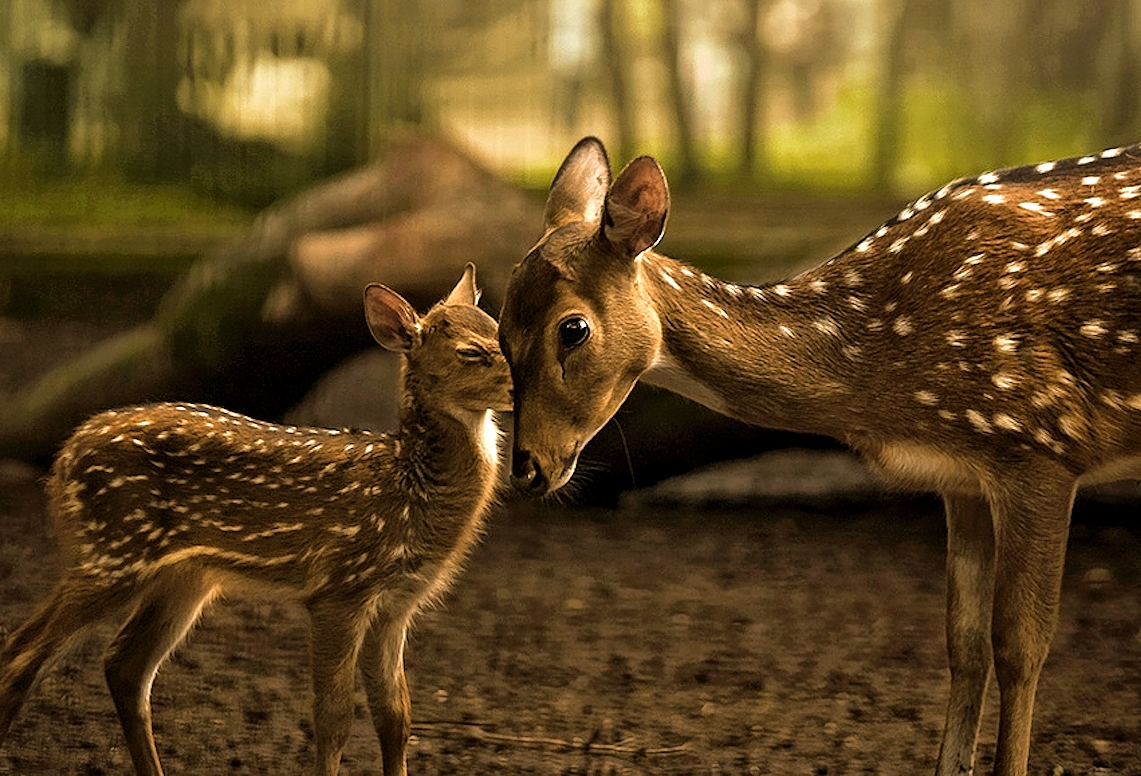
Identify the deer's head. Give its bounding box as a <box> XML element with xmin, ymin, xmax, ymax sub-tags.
<box><xmin>499</xmin><ymin>138</ymin><xmax>670</xmax><ymax>495</ymax></box>
<box><xmin>367</xmin><ymin>264</ymin><xmax>514</xmax><ymax>417</ymax></box>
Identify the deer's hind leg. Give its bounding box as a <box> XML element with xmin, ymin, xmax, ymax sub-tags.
<box><xmin>359</xmin><ymin>613</ymin><xmax>412</xmax><ymax>776</ymax></box>
<box><xmin>989</xmin><ymin>474</ymin><xmax>1076</xmax><ymax>776</ymax></box>
<box><xmin>0</xmin><ymin>574</ymin><xmax>127</xmax><ymax>744</ymax></box>
<box><xmin>936</xmin><ymin>492</ymin><xmax>996</xmax><ymax>776</ymax></box>
<box><xmin>103</xmin><ymin>567</ymin><xmax>219</xmax><ymax>776</ymax></box>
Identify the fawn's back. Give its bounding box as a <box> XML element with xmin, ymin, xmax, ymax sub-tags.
<box><xmin>52</xmin><ymin>403</ymin><xmax>443</xmax><ymax>597</ymax></box>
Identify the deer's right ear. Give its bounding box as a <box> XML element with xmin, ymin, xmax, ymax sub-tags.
<box><xmin>364</xmin><ymin>284</ymin><xmax>421</xmax><ymax>352</ymax></box>
<box><xmin>543</xmin><ymin>137</ymin><xmax>612</xmax><ymax>232</ymax></box>
<box><xmin>602</xmin><ymin>155</ymin><xmax>670</xmax><ymax>259</ymax></box>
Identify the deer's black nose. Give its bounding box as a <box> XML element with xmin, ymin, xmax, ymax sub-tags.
<box><xmin>511</xmin><ymin>448</ymin><xmax>549</xmax><ymax>496</ymax></box>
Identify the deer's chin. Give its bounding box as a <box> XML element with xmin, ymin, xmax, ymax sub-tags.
<box><xmin>547</xmin><ymin>458</ymin><xmax>578</xmax><ymax>492</ymax></box>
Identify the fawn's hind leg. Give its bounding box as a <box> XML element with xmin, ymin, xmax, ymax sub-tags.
<box><xmin>104</xmin><ymin>568</ymin><xmax>219</xmax><ymax>776</ymax></box>
<box><xmin>0</xmin><ymin>576</ymin><xmax>124</xmax><ymax>744</ymax></box>
<box><xmin>359</xmin><ymin>613</ymin><xmax>412</xmax><ymax>776</ymax></box>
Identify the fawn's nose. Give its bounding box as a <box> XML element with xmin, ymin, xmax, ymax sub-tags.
<box><xmin>511</xmin><ymin>448</ymin><xmax>549</xmax><ymax>496</ymax></box>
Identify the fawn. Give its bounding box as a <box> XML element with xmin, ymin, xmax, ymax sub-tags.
<box><xmin>0</xmin><ymin>264</ymin><xmax>512</xmax><ymax>776</ymax></box>
<box><xmin>499</xmin><ymin>138</ymin><xmax>1141</xmax><ymax>776</ymax></box>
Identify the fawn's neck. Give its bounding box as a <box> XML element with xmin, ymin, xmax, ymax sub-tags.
<box><xmin>395</xmin><ymin>382</ymin><xmax>499</xmax><ymax>499</ymax></box>
<box><xmin>638</xmin><ymin>252</ymin><xmax>873</xmax><ymax>438</ymax></box>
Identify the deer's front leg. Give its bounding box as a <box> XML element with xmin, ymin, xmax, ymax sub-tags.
<box><xmin>359</xmin><ymin>614</ymin><xmax>412</xmax><ymax>776</ymax></box>
<box><xmin>936</xmin><ymin>492</ymin><xmax>995</xmax><ymax>776</ymax></box>
<box><xmin>307</xmin><ymin>598</ymin><xmax>370</xmax><ymax>776</ymax></box>
<box><xmin>989</xmin><ymin>477</ymin><xmax>1076</xmax><ymax>776</ymax></box>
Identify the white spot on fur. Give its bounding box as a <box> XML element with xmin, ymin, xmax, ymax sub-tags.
<box><xmin>992</xmin><ymin>373</ymin><xmax>1018</xmax><ymax>390</ymax></box>
<box><xmin>993</xmin><ymin>413</ymin><xmax>1021</xmax><ymax>432</ymax></box>
<box><xmin>914</xmin><ymin>390</ymin><xmax>938</xmax><ymax>406</ymax></box>
<box><xmin>965</xmin><ymin>410</ymin><xmax>992</xmax><ymax>434</ymax></box>
<box><xmin>994</xmin><ymin>334</ymin><xmax>1019</xmax><ymax>353</ymax></box>
<box><xmin>1080</xmin><ymin>320</ymin><xmax>1108</xmax><ymax>338</ymax></box>
<box><xmin>813</xmin><ymin>317</ymin><xmax>841</xmax><ymax>337</ymax></box>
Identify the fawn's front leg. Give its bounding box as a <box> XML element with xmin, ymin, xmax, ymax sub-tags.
<box><xmin>359</xmin><ymin>614</ymin><xmax>412</xmax><ymax>776</ymax></box>
<box><xmin>936</xmin><ymin>492</ymin><xmax>995</xmax><ymax>776</ymax></box>
<box><xmin>104</xmin><ymin>569</ymin><xmax>219</xmax><ymax>776</ymax></box>
<box><xmin>307</xmin><ymin>597</ymin><xmax>372</xmax><ymax>776</ymax></box>
<box><xmin>989</xmin><ymin>474</ymin><xmax>1076</xmax><ymax>776</ymax></box>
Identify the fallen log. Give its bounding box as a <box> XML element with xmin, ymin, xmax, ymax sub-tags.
<box><xmin>0</xmin><ymin>134</ymin><xmax>541</xmax><ymax>463</ymax></box>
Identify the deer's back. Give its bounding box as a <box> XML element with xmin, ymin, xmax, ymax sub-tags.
<box><xmin>48</xmin><ymin>403</ymin><xmax>494</xmax><ymax>601</ymax></box>
<box><xmin>799</xmin><ymin>147</ymin><xmax>1141</xmax><ymax>473</ymax></box>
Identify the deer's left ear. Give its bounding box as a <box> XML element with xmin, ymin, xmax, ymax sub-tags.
<box><xmin>445</xmin><ymin>263</ymin><xmax>481</xmax><ymax>306</ymax></box>
<box><xmin>602</xmin><ymin>155</ymin><xmax>670</xmax><ymax>259</ymax></box>
<box><xmin>364</xmin><ymin>283</ymin><xmax>422</xmax><ymax>352</ymax></box>
<box><xmin>544</xmin><ymin>137</ymin><xmax>612</xmax><ymax>232</ymax></box>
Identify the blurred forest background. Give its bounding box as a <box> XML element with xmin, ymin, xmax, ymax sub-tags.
<box><xmin>4</xmin><ymin>0</ymin><xmax>1141</xmax><ymax>486</ymax></box>
<box><xmin>4</xmin><ymin>0</ymin><xmax>1141</xmax><ymax>210</ymax></box>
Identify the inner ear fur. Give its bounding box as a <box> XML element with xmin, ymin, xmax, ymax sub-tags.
<box><xmin>364</xmin><ymin>284</ymin><xmax>421</xmax><ymax>352</ymax></box>
<box><xmin>603</xmin><ymin>155</ymin><xmax>670</xmax><ymax>258</ymax></box>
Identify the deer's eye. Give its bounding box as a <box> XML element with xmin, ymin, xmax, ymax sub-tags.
<box><xmin>558</xmin><ymin>316</ymin><xmax>590</xmax><ymax>349</ymax></box>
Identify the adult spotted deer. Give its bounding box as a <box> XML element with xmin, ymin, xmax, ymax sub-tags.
<box><xmin>499</xmin><ymin>138</ymin><xmax>1141</xmax><ymax>775</ymax></box>
<box><xmin>0</xmin><ymin>265</ymin><xmax>511</xmax><ymax>776</ymax></box>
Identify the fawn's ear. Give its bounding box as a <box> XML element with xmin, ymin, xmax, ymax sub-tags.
<box><xmin>364</xmin><ymin>283</ymin><xmax>421</xmax><ymax>352</ymax></box>
<box><xmin>544</xmin><ymin>137</ymin><xmax>612</xmax><ymax>233</ymax></box>
<box><xmin>445</xmin><ymin>263</ymin><xmax>481</xmax><ymax>307</ymax></box>
<box><xmin>602</xmin><ymin>155</ymin><xmax>669</xmax><ymax>259</ymax></box>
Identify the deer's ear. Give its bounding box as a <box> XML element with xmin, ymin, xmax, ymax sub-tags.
<box><xmin>445</xmin><ymin>263</ymin><xmax>481</xmax><ymax>307</ymax></box>
<box><xmin>543</xmin><ymin>137</ymin><xmax>612</xmax><ymax>232</ymax></box>
<box><xmin>364</xmin><ymin>284</ymin><xmax>421</xmax><ymax>352</ymax></box>
<box><xmin>603</xmin><ymin>155</ymin><xmax>669</xmax><ymax>259</ymax></box>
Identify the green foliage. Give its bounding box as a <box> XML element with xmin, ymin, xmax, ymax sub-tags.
<box><xmin>766</xmin><ymin>74</ymin><xmax>877</xmax><ymax>191</ymax></box>
<box><xmin>0</xmin><ymin>168</ymin><xmax>253</xmax><ymax>228</ymax></box>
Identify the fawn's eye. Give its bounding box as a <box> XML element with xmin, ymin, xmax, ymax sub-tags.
<box><xmin>558</xmin><ymin>316</ymin><xmax>590</xmax><ymax>350</ymax></box>
<box><xmin>457</xmin><ymin>345</ymin><xmax>489</xmax><ymax>364</ymax></box>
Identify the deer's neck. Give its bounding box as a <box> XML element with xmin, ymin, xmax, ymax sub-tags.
<box><xmin>394</xmin><ymin>392</ymin><xmax>499</xmax><ymax>502</ymax></box>
<box><xmin>638</xmin><ymin>252</ymin><xmax>872</xmax><ymax>438</ymax></box>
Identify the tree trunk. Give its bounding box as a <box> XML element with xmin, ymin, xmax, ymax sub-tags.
<box><xmin>738</xmin><ymin>0</ymin><xmax>767</xmax><ymax>183</ymax></box>
<box><xmin>1101</xmin><ymin>0</ymin><xmax>1140</xmax><ymax>146</ymax></box>
<box><xmin>662</xmin><ymin>0</ymin><xmax>700</xmax><ymax>185</ymax></box>
<box><xmin>872</xmin><ymin>0</ymin><xmax>908</xmax><ymax>190</ymax></box>
<box><xmin>118</xmin><ymin>0</ymin><xmax>187</xmax><ymax>181</ymax></box>
<box><xmin>598</xmin><ymin>0</ymin><xmax>635</xmax><ymax>165</ymax></box>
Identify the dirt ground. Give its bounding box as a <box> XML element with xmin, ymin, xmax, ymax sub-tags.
<box><xmin>0</xmin><ymin>462</ymin><xmax>1138</xmax><ymax>775</ymax></box>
